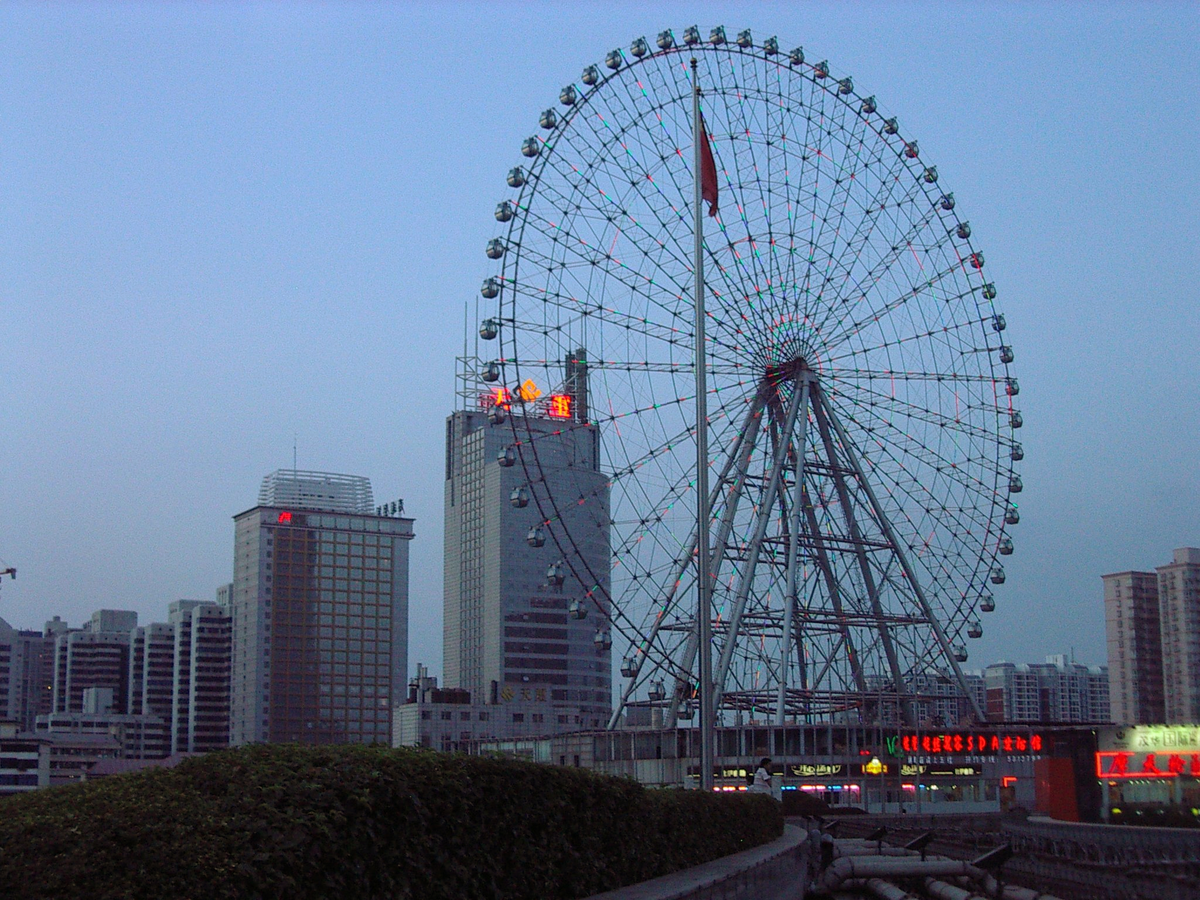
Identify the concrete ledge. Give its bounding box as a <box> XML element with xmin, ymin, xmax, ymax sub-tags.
<box><xmin>582</xmin><ymin>824</ymin><xmax>808</xmax><ymax>900</ymax></box>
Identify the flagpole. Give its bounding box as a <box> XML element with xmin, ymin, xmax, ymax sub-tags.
<box><xmin>692</xmin><ymin>58</ymin><xmax>715</xmax><ymax>794</ymax></box>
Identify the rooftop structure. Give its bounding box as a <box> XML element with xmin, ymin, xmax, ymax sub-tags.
<box><xmin>257</xmin><ymin>469</ymin><xmax>374</xmax><ymax>514</ymax></box>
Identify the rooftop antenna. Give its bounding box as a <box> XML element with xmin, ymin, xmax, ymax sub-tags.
<box><xmin>293</xmin><ymin>433</ymin><xmax>298</xmax><ymax>477</ymax></box>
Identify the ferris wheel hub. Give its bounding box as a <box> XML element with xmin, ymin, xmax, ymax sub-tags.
<box><xmin>763</xmin><ymin>358</ymin><xmax>818</xmax><ymax>392</ymax></box>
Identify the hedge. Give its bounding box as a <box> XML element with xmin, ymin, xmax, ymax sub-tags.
<box><xmin>0</xmin><ymin>744</ymin><xmax>783</xmax><ymax>900</ymax></box>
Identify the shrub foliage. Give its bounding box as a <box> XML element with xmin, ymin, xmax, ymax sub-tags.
<box><xmin>0</xmin><ymin>744</ymin><xmax>783</xmax><ymax>900</ymax></box>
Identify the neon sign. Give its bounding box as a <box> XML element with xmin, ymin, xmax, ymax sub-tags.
<box><xmin>547</xmin><ymin>394</ymin><xmax>572</xmax><ymax>419</ymax></box>
<box><xmin>892</xmin><ymin>731</ymin><xmax>1042</xmax><ymax>756</ymax></box>
<box><xmin>1097</xmin><ymin>751</ymin><xmax>1200</xmax><ymax>779</ymax></box>
<box><xmin>277</xmin><ymin>511</ymin><xmax>293</xmax><ymax>524</ymax></box>
<box><xmin>518</xmin><ymin>379</ymin><xmax>542</xmax><ymax>402</ymax></box>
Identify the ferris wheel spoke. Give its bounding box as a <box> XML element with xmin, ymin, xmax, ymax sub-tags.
<box><xmin>835</xmin><ymin>378</ymin><xmax>1010</xmax><ymax>454</ymax></box>
<box><xmin>823</xmin><ymin>306</ymin><xmax>996</xmax><ymax>365</ymax></box>
<box><xmin>510</xmin><ymin>212</ymin><xmax>691</xmax><ymax>330</ymax></box>
<box><xmin>707</xmin><ymin>71</ymin><xmax>784</xmax><ymax>333</ymax></box>
<box><xmin>829</xmin><ymin>403</ymin><xmax>1002</xmax><ymax>611</ymax></box>
<box><xmin>799</xmin><ymin>94</ymin><xmax>890</xmax><ymax>331</ymax></box>
<box><xmin>804</xmin><ymin>166</ymin><xmax>939</xmax><ymax>332</ymax></box>
<box><xmin>811</xmin><ymin>198</ymin><xmax>949</xmax><ymax>347</ymax></box>
<box><xmin>829</xmin><ymin>366</ymin><xmax>998</xmax><ymax>385</ymax></box>
<box><xmin>834</xmin><ymin>420</ymin><xmax>1001</xmax><ymax>553</ymax></box>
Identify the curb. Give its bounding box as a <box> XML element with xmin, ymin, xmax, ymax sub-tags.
<box><xmin>581</xmin><ymin>824</ymin><xmax>809</xmax><ymax>900</ymax></box>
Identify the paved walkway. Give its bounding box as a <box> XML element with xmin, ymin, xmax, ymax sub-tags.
<box><xmin>582</xmin><ymin>824</ymin><xmax>812</xmax><ymax>900</ymax></box>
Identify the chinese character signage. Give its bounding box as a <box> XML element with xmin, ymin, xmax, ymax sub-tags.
<box><xmin>1098</xmin><ymin>725</ymin><xmax>1200</xmax><ymax>754</ymax></box>
<box><xmin>790</xmin><ymin>763</ymin><xmax>845</xmax><ymax>778</ymax></box>
<box><xmin>900</xmin><ymin>764</ymin><xmax>982</xmax><ymax>777</ymax></box>
<box><xmin>1097</xmin><ymin>750</ymin><xmax>1200</xmax><ymax>779</ymax></box>
<box><xmin>498</xmin><ymin>686</ymin><xmax>549</xmax><ymax>703</ymax></box>
<box><xmin>890</xmin><ymin>731</ymin><xmax>1042</xmax><ymax>756</ymax></box>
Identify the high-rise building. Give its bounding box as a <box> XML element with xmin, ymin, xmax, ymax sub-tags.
<box><xmin>230</xmin><ymin>470</ymin><xmax>413</xmax><ymax>745</ymax></box>
<box><xmin>123</xmin><ymin>601</ymin><xmax>232</xmax><ymax>755</ymax></box>
<box><xmin>51</xmin><ymin>610</ymin><xmax>137</xmax><ymax>715</ymax></box>
<box><xmin>1157</xmin><ymin>547</ymin><xmax>1200</xmax><ymax>723</ymax></box>
<box><xmin>128</xmin><ymin>622</ymin><xmax>175</xmax><ymax>720</ymax></box>
<box><xmin>172</xmin><ymin>601</ymin><xmax>231</xmax><ymax>753</ymax></box>
<box><xmin>443</xmin><ymin>400</ymin><xmax>611</xmax><ymax>730</ymax></box>
<box><xmin>167</xmin><ymin>600</ymin><xmax>205</xmax><ymax>752</ymax></box>
<box><xmin>983</xmin><ymin>656</ymin><xmax>1109</xmax><ymax>723</ymax></box>
<box><xmin>0</xmin><ymin>619</ymin><xmax>56</xmax><ymax>732</ymax></box>
<box><xmin>1103</xmin><ymin>569</ymin><xmax>1165</xmax><ymax>724</ymax></box>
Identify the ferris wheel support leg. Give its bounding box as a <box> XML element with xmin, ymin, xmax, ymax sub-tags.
<box><xmin>801</xmin><ymin>482</ymin><xmax>869</xmax><ymax>699</ymax></box>
<box><xmin>775</xmin><ymin>375</ymin><xmax>812</xmax><ymax>725</ymax></box>
<box><xmin>606</xmin><ymin>397</ymin><xmax>762</xmax><ymax>731</ymax></box>
<box><xmin>666</xmin><ymin>395</ymin><xmax>766</xmax><ymax>726</ymax></box>
<box><xmin>712</xmin><ymin>382</ymin><xmax>805</xmax><ymax>712</ymax></box>
<box><xmin>810</xmin><ymin>386</ymin><xmax>913</xmax><ymax>725</ymax></box>
<box><xmin>819</xmin><ymin>389</ymin><xmax>987</xmax><ymax>723</ymax></box>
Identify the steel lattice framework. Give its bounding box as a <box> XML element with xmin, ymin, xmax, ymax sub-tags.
<box><xmin>474</xmin><ymin>26</ymin><xmax>1022</xmax><ymax>727</ymax></box>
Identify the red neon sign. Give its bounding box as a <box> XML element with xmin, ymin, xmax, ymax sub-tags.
<box><xmin>1096</xmin><ymin>751</ymin><xmax>1200</xmax><ymax>779</ymax></box>
<box><xmin>277</xmin><ymin>511</ymin><xmax>292</xmax><ymax>524</ymax></box>
<box><xmin>897</xmin><ymin>731</ymin><xmax>1041</xmax><ymax>756</ymax></box>
<box><xmin>547</xmin><ymin>394</ymin><xmax>572</xmax><ymax>419</ymax></box>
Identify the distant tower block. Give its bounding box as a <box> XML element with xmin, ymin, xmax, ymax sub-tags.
<box><xmin>231</xmin><ymin>471</ymin><xmax>413</xmax><ymax>746</ymax></box>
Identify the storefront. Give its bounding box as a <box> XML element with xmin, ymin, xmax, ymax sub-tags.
<box><xmin>479</xmin><ymin>723</ymin><xmax>1045</xmax><ymax>814</ymax></box>
<box><xmin>679</xmin><ymin>725</ymin><xmax>1044</xmax><ymax>814</ymax></box>
<box><xmin>1096</xmin><ymin>725</ymin><xmax>1200</xmax><ymax>823</ymax></box>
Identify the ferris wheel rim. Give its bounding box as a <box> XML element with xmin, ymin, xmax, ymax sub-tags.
<box><xmin>475</xmin><ymin>27</ymin><xmax>1019</xmax><ymax>722</ymax></box>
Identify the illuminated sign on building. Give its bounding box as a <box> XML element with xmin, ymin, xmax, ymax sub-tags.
<box><xmin>547</xmin><ymin>395</ymin><xmax>573</xmax><ymax>419</ymax></box>
<box><xmin>888</xmin><ymin>731</ymin><xmax>1042</xmax><ymax>756</ymax></box>
<box><xmin>1097</xmin><ymin>751</ymin><xmax>1200</xmax><ymax>779</ymax></box>
<box><xmin>790</xmin><ymin>763</ymin><xmax>845</xmax><ymax>778</ymax></box>
<box><xmin>277</xmin><ymin>511</ymin><xmax>293</xmax><ymax>524</ymax></box>
<box><xmin>900</xmin><ymin>764</ymin><xmax>982</xmax><ymax>777</ymax></box>
<box><xmin>477</xmin><ymin>384</ymin><xmax>574</xmax><ymax>420</ymax></box>
<box><xmin>498</xmin><ymin>685</ymin><xmax>550</xmax><ymax>703</ymax></box>
<box><xmin>1098</xmin><ymin>725</ymin><xmax>1200</xmax><ymax>754</ymax></box>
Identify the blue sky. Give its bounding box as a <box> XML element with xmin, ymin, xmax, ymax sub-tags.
<box><xmin>2</xmin><ymin>3</ymin><xmax>1197</xmax><ymax>676</ymax></box>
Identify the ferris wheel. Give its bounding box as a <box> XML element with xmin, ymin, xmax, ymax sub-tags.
<box><xmin>476</xmin><ymin>26</ymin><xmax>1021</xmax><ymax>727</ymax></box>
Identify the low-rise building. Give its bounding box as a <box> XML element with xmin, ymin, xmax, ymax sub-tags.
<box><xmin>393</xmin><ymin>665</ymin><xmax>585</xmax><ymax>752</ymax></box>
<box><xmin>0</xmin><ymin>720</ymin><xmax>50</xmax><ymax>794</ymax></box>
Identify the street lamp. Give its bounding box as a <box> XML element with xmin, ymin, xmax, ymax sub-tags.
<box><xmin>865</xmin><ymin>755</ymin><xmax>884</xmax><ymax>813</ymax></box>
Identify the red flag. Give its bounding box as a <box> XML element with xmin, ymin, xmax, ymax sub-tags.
<box><xmin>699</xmin><ymin>115</ymin><xmax>718</xmax><ymax>218</ymax></box>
